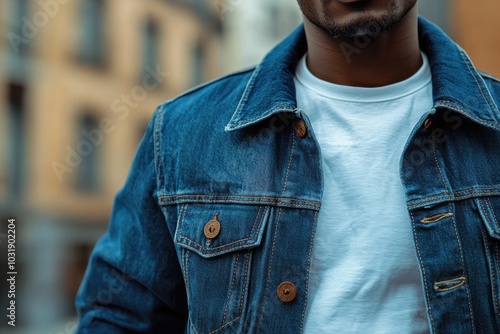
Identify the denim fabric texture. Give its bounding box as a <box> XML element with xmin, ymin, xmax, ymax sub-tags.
<box><xmin>76</xmin><ymin>17</ymin><xmax>500</xmax><ymax>334</ymax></box>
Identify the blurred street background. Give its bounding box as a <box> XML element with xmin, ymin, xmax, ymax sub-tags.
<box><xmin>0</xmin><ymin>0</ymin><xmax>498</xmax><ymax>333</ymax></box>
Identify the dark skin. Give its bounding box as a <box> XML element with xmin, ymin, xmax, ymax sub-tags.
<box><xmin>297</xmin><ymin>0</ymin><xmax>421</xmax><ymax>87</ymax></box>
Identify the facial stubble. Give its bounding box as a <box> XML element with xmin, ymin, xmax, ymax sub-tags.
<box><xmin>297</xmin><ymin>0</ymin><xmax>418</xmax><ymax>39</ymax></box>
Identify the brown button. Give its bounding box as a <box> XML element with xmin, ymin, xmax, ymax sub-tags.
<box><xmin>204</xmin><ymin>213</ymin><xmax>221</xmax><ymax>239</ymax></box>
<box><xmin>424</xmin><ymin>118</ymin><xmax>432</xmax><ymax>129</ymax></box>
<box><xmin>295</xmin><ymin>120</ymin><xmax>307</xmax><ymax>138</ymax></box>
<box><xmin>277</xmin><ymin>281</ymin><xmax>297</xmax><ymax>303</ymax></box>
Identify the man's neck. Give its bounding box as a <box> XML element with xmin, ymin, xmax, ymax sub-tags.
<box><xmin>303</xmin><ymin>8</ymin><xmax>422</xmax><ymax>87</ymax></box>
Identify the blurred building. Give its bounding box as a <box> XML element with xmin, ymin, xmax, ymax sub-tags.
<box><xmin>0</xmin><ymin>0</ymin><xmax>221</xmax><ymax>332</ymax></box>
<box><xmin>451</xmin><ymin>0</ymin><xmax>500</xmax><ymax>77</ymax></box>
<box><xmin>420</xmin><ymin>0</ymin><xmax>500</xmax><ymax>77</ymax></box>
<box><xmin>220</xmin><ymin>0</ymin><xmax>302</xmax><ymax>73</ymax></box>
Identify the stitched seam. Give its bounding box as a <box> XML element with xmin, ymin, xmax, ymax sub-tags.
<box><xmin>410</xmin><ymin>210</ymin><xmax>436</xmax><ymax>333</ymax></box>
<box><xmin>486</xmin><ymin>197</ymin><xmax>500</xmax><ymax>230</ymax></box>
<box><xmin>231</xmin><ymin>104</ymin><xmax>296</xmax><ymax>127</ymax></box>
<box><xmin>257</xmin><ymin>207</ymin><xmax>282</xmax><ymax>333</ymax></box>
<box><xmin>482</xmin><ymin>231</ymin><xmax>500</xmax><ymax>315</ymax></box>
<box><xmin>153</xmin><ymin>105</ymin><xmax>165</xmax><ymax>190</ymax></box>
<box><xmin>189</xmin><ymin>315</ymin><xmax>200</xmax><ymax>334</ymax></box>
<box><xmin>166</xmin><ymin>200</ymin><xmax>319</xmax><ymax>210</ymax></box>
<box><xmin>210</xmin><ymin>251</ymin><xmax>252</xmax><ymax>334</ymax></box>
<box><xmin>192</xmin><ymin>321</ymin><xmax>200</xmax><ymax>334</ymax></box>
<box><xmin>184</xmin><ymin>251</ymin><xmax>198</xmax><ymax>334</ymax></box>
<box><xmin>281</xmin><ymin>128</ymin><xmax>296</xmax><ymax>197</ymax></box>
<box><xmin>197</xmin><ymin>244</ymin><xmax>257</xmax><ymax>331</ymax></box>
<box><xmin>181</xmin><ymin>250</ymin><xmax>190</xmax><ymax>302</ymax></box>
<box><xmin>209</xmin><ymin>315</ymin><xmax>242</xmax><ymax>334</ymax></box>
<box><xmin>159</xmin><ymin>194</ymin><xmax>320</xmax><ymax>204</ymax></box>
<box><xmin>409</xmin><ymin>191</ymin><xmax>500</xmax><ymax>207</ymax></box>
<box><xmin>497</xmin><ymin>241</ymin><xmax>500</xmax><ymax>316</ymax></box>
<box><xmin>178</xmin><ymin>206</ymin><xmax>189</xmax><ymax>301</ymax></box>
<box><xmin>460</xmin><ymin>50</ymin><xmax>498</xmax><ymax>116</ymax></box>
<box><xmin>239</xmin><ymin>251</ymin><xmax>251</xmax><ymax>316</ymax></box>
<box><xmin>492</xmin><ymin>234</ymin><xmax>500</xmax><ymax>316</ymax></box>
<box><xmin>159</xmin><ymin>193</ymin><xmax>320</xmax><ymax>205</ymax></box>
<box><xmin>251</xmin><ymin>206</ymin><xmax>267</xmax><ymax>242</ymax></box>
<box><xmin>435</xmin><ymin>101</ymin><xmax>500</xmax><ymax>130</ymax></box>
<box><xmin>432</xmin><ymin>140</ymin><xmax>449</xmax><ymax>193</ymax></box>
<box><xmin>479</xmin><ymin>198</ymin><xmax>496</xmax><ymax>234</ymax></box>
<box><xmin>179</xmin><ymin>236</ymin><xmax>251</xmax><ymax>253</ymax></box>
<box><xmin>249</xmin><ymin>206</ymin><xmax>263</xmax><ymax>238</ymax></box>
<box><xmin>210</xmin><ymin>250</ymin><xmax>252</xmax><ymax>334</ymax></box>
<box><xmin>164</xmin><ymin>200</ymin><xmax>320</xmax><ymax>211</ymax></box>
<box><xmin>227</xmin><ymin>254</ymin><xmax>241</xmax><ymax>323</ymax></box>
<box><xmin>448</xmin><ymin>202</ymin><xmax>476</xmax><ymax>333</ymax></box>
<box><xmin>226</xmin><ymin>66</ymin><xmax>260</xmax><ymax>127</ymax></box>
<box><xmin>221</xmin><ymin>253</ymin><xmax>239</xmax><ymax>325</ymax></box>
<box><xmin>179</xmin><ymin>206</ymin><xmax>265</xmax><ymax>253</ymax></box>
<box><xmin>184</xmin><ymin>250</ymin><xmax>191</xmax><ymax>303</ymax></box>
<box><xmin>185</xmin><ymin>251</ymin><xmax>191</xmax><ymax>302</ymax></box>
<box><xmin>300</xmin><ymin>210</ymin><xmax>318</xmax><ymax>333</ymax></box>
<box><xmin>421</xmin><ymin>212</ymin><xmax>454</xmax><ymax>223</ymax></box>
<box><xmin>232</xmin><ymin>104</ymin><xmax>295</xmax><ymax>126</ymax></box>
<box><xmin>176</xmin><ymin>204</ymin><xmax>189</xmax><ymax>244</ymax></box>
<box><xmin>407</xmin><ymin>189</ymin><xmax>500</xmax><ymax>209</ymax></box>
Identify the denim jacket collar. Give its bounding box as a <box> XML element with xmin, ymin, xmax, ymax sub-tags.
<box><xmin>224</xmin><ymin>25</ymin><xmax>307</xmax><ymax>131</ymax></box>
<box><xmin>225</xmin><ymin>17</ymin><xmax>500</xmax><ymax>132</ymax></box>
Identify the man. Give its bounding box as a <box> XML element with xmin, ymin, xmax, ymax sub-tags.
<box><xmin>76</xmin><ymin>0</ymin><xmax>500</xmax><ymax>333</ymax></box>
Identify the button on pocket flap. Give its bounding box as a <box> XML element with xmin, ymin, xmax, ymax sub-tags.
<box><xmin>175</xmin><ymin>203</ymin><xmax>269</xmax><ymax>258</ymax></box>
<box><xmin>476</xmin><ymin>196</ymin><xmax>500</xmax><ymax>239</ymax></box>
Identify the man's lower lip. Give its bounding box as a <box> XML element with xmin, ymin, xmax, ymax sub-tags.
<box><xmin>336</xmin><ymin>0</ymin><xmax>364</xmax><ymax>3</ymax></box>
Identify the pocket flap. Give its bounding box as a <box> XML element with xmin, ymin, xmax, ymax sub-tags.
<box><xmin>476</xmin><ymin>196</ymin><xmax>500</xmax><ymax>239</ymax></box>
<box><xmin>175</xmin><ymin>203</ymin><xmax>269</xmax><ymax>258</ymax></box>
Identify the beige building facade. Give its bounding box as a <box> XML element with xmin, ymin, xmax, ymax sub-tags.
<box><xmin>1</xmin><ymin>0</ymin><xmax>221</xmax><ymax>221</ymax></box>
<box><xmin>452</xmin><ymin>0</ymin><xmax>500</xmax><ymax>77</ymax></box>
<box><xmin>0</xmin><ymin>0</ymin><xmax>221</xmax><ymax>331</ymax></box>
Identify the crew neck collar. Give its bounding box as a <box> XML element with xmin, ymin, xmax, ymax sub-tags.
<box><xmin>294</xmin><ymin>52</ymin><xmax>432</xmax><ymax>103</ymax></box>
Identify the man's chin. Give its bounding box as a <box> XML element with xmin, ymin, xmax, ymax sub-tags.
<box><xmin>321</xmin><ymin>4</ymin><xmax>416</xmax><ymax>39</ymax></box>
<box><xmin>321</xmin><ymin>16</ymin><xmax>392</xmax><ymax>39</ymax></box>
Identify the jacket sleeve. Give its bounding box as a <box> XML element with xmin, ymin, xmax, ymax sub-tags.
<box><xmin>75</xmin><ymin>107</ymin><xmax>187</xmax><ymax>333</ymax></box>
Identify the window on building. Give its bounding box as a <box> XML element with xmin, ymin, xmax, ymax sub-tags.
<box><xmin>74</xmin><ymin>113</ymin><xmax>101</xmax><ymax>192</ymax></box>
<box><xmin>142</xmin><ymin>18</ymin><xmax>159</xmax><ymax>82</ymax></box>
<box><xmin>78</xmin><ymin>0</ymin><xmax>106</xmax><ymax>66</ymax></box>
<box><xmin>192</xmin><ymin>40</ymin><xmax>205</xmax><ymax>86</ymax></box>
<box><xmin>5</xmin><ymin>83</ymin><xmax>26</xmax><ymax>197</ymax></box>
<box><xmin>9</xmin><ymin>0</ymin><xmax>30</xmax><ymax>55</ymax></box>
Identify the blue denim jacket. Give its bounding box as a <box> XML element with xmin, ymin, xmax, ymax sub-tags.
<box><xmin>76</xmin><ymin>17</ymin><xmax>500</xmax><ymax>333</ymax></box>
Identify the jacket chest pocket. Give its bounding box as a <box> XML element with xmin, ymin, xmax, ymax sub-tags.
<box><xmin>174</xmin><ymin>203</ymin><xmax>270</xmax><ymax>334</ymax></box>
<box><xmin>476</xmin><ymin>196</ymin><xmax>500</xmax><ymax>318</ymax></box>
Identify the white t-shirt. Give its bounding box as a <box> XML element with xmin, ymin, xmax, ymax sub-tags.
<box><xmin>295</xmin><ymin>53</ymin><xmax>432</xmax><ymax>334</ymax></box>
